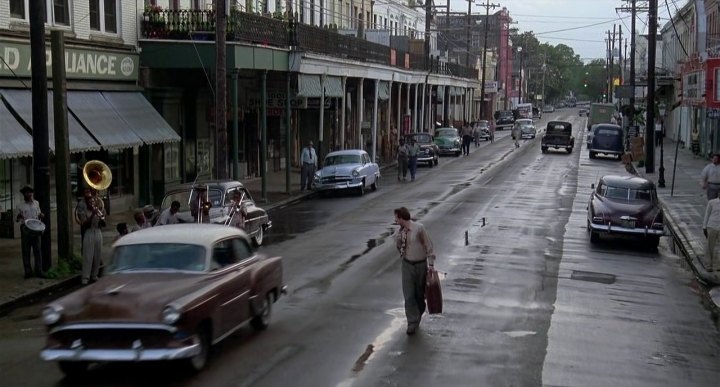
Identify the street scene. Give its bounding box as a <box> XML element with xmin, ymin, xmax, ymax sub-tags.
<box><xmin>1</xmin><ymin>0</ymin><xmax>720</xmax><ymax>386</ymax></box>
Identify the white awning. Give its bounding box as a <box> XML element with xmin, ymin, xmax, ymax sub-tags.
<box><xmin>297</xmin><ymin>74</ymin><xmax>323</xmax><ymax>98</ymax></box>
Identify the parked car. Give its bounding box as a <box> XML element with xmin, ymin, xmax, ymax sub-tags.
<box><xmin>579</xmin><ymin>107</ymin><xmax>589</xmax><ymax>116</ymax></box>
<box><xmin>434</xmin><ymin>127</ymin><xmax>462</xmax><ymax>156</ymax></box>
<box><xmin>541</xmin><ymin>121</ymin><xmax>574</xmax><ymax>153</ymax></box>
<box><xmin>160</xmin><ymin>180</ymin><xmax>272</xmax><ymax>246</ymax></box>
<box><xmin>313</xmin><ymin>149</ymin><xmax>380</xmax><ymax>196</ymax></box>
<box><xmin>588</xmin><ymin>124</ymin><xmax>624</xmax><ymax>160</ymax></box>
<box><xmin>494</xmin><ymin>110</ymin><xmax>515</xmax><ymax>130</ymax></box>
<box><xmin>473</xmin><ymin>120</ymin><xmax>492</xmax><ymax>142</ymax></box>
<box><xmin>513</xmin><ymin>118</ymin><xmax>536</xmax><ymax>139</ymax></box>
<box><xmin>405</xmin><ymin>132</ymin><xmax>439</xmax><ymax>167</ymax></box>
<box><xmin>40</xmin><ymin>224</ymin><xmax>286</xmax><ymax>377</ymax></box>
<box><xmin>542</xmin><ymin>105</ymin><xmax>555</xmax><ymax>113</ymax></box>
<box><xmin>586</xmin><ymin>174</ymin><xmax>664</xmax><ymax>248</ymax></box>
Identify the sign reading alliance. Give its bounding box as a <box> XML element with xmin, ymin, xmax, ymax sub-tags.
<box><xmin>0</xmin><ymin>40</ymin><xmax>138</xmax><ymax>81</ymax></box>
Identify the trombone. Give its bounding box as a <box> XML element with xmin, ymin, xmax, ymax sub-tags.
<box><xmin>224</xmin><ymin>192</ymin><xmax>246</xmax><ymax>226</ymax></box>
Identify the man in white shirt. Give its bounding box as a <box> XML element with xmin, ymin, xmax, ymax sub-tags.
<box><xmin>703</xmin><ymin>195</ymin><xmax>720</xmax><ymax>272</ymax></box>
<box><xmin>157</xmin><ymin>201</ymin><xmax>182</xmax><ymax>225</ymax></box>
<box><xmin>700</xmin><ymin>154</ymin><xmax>720</xmax><ymax>200</ymax></box>
<box><xmin>300</xmin><ymin>141</ymin><xmax>317</xmax><ymax>191</ymax></box>
<box><xmin>655</xmin><ymin>119</ymin><xmax>663</xmax><ymax>147</ymax></box>
<box><xmin>15</xmin><ymin>185</ymin><xmax>44</xmax><ymax>278</ymax></box>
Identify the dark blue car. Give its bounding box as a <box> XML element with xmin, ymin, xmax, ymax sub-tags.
<box><xmin>588</xmin><ymin>124</ymin><xmax>624</xmax><ymax>160</ymax></box>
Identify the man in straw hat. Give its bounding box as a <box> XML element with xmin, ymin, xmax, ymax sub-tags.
<box><xmin>15</xmin><ymin>185</ymin><xmax>44</xmax><ymax>278</ymax></box>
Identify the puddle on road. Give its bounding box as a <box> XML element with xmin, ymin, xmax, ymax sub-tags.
<box><xmin>503</xmin><ymin>330</ymin><xmax>537</xmax><ymax>338</ymax></box>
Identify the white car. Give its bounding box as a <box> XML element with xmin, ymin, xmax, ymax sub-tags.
<box><xmin>514</xmin><ymin>119</ymin><xmax>537</xmax><ymax>139</ymax></box>
<box><xmin>313</xmin><ymin>150</ymin><xmax>380</xmax><ymax>196</ymax></box>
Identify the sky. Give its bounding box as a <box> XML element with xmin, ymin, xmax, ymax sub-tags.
<box><xmin>448</xmin><ymin>0</ymin><xmax>676</xmax><ymax>61</ymax></box>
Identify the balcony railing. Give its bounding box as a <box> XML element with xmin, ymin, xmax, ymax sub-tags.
<box><xmin>140</xmin><ymin>9</ymin><xmax>477</xmax><ymax>79</ymax></box>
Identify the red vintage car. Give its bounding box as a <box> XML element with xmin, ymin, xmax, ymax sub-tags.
<box><xmin>40</xmin><ymin>224</ymin><xmax>285</xmax><ymax>377</ymax></box>
<box><xmin>586</xmin><ymin>175</ymin><xmax>665</xmax><ymax>249</ymax></box>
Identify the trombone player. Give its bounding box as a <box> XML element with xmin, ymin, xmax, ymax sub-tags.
<box><xmin>76</xmin><ymin>187</ymin><xmax>105</xmax><ymax>285</ymax></box>
<box><xmin>228</xmin><ymin>190</ymin><xmax>247</xmax><ymax>230</ymax></box>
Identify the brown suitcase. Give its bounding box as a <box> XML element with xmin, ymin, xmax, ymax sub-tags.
<box><xmin>426</xmin><ymin>267</ymin><xmax>443</xmax><ymax>314</ymax></box>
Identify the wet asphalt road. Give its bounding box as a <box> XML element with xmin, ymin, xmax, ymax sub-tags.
<box><xmin>0</xmin><ymin>111</ymin><xmax>719</xmax><ymax>386</ymax></box>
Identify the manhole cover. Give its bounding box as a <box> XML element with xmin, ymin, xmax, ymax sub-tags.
<box><xmin>571</xmin><ymin>270</ymin><xmax>616</xmax><ymax>284</ymax></box>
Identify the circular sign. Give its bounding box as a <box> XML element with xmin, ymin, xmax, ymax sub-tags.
<box><xmin>120</xmin><ymin>57</ymin><xmax>134</xmax><ymax>77</ymax></box>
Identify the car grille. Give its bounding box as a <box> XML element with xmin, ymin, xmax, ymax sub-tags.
<box><xmin>321</xmin><ymin>176</ymin><xmax>352</xmax><ymax>184</ymax></box>
<box><xmin>50</xmin><ymin>327</ymin><xmax>175</xmax><ymax>349</ymax></box>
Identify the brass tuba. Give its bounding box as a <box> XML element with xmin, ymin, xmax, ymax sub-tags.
<box><xmin>75</xmin><ymin>160</ymin><xmax>112</xmax><ymax>225</ymax></box>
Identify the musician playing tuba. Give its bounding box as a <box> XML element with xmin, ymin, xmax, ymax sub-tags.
<box><xmin>75</xmin><ymin>161</ymin><xmax>111</xmax><ymax>285</ymax></box>
<box><xmin>15</xmin><ymin>185</ymin><xmax>44</xmax><ymax>278</ymax></box>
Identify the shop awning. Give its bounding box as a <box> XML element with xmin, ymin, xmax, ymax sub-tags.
<box><xmin>67</xmin><ymin>91</ymin><xmax>144</xmax><ymax>150</ymax></box>
<box><xmin>0</xmin><ymin>89</ymin><xmax>101</xmax><ymax>154</ymax></box>
<box><xmin>0</xmin><ymin>99</ymin><xmax>33</xmax><ymax>159</ymax></box>
<box><xmin>102</xmin><ymin>92</ymin><xmax>180</xmax><ymax>145</ymax></box>
<box><xmin>297</xmin><ymin>74</ymin><xmax>322</xmax><ymax>98</ymax></box>
<box><xmin>378</xmin><ymin>81</ymin><xmax>390</xmax><ymax>100</ymax></box>
<box><xmin>324</xmin><ymin>76</ymin><xmax>344</xmax><ymax>98</ymax></box>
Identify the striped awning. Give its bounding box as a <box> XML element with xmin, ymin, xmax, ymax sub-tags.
<box><xmin>297</xmin><ymin>74</ymin><xmax>323</xmax><ymax>98</ymax></box>
<box><xmin>324</xmin><ymin>76</ymin><xmax>344</xmax><ymax>98</ymax></box>
<box><xmin>0</xmin><ymin>98</ymin><xmax>33</xmax><ymax>159</ymax></box>
<box><xmin>378</xmin><ymin>81</ymin><xmax>390</xmax><ymax>100</ymax></box>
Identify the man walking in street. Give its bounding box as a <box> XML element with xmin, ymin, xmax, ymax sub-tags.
<box><xmin>397</xmin><ymin>138</ymin><xmax>409</xmax><ymax>181</ymax></box>
<box><xmin>461</xmin><ymin>122</ymin><xmax>473</xmax><ymax>156</ymax></box>
<box><xmin>700</xmin><ymin>154</ymin><xmax>720</xmax><ymax>200</ymax></box>
<box><xmin>407</xmin><ymin>138</ymin><xmax>420</xmax><ymax>182</ymax></box>
<box><xmin>15</xmin><ymin>185</ymin><xmax>44</xmax><ymax>279</ymax></box>
<box><xmin>394</xmin><ymin>207</ymin><xmax>435</xmax><ymax>335</ymax></box>
<box><xmin>300</xmin><ymin>141</ymin><xmax>317</xmax><ymax>191</ymax></box>
<box><xmin>703</xmin><ymin>194</ymin><xmax>720</xmax><ymax>272</ymax></box>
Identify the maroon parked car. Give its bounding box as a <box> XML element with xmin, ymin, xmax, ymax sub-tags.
<box><xmin>40</xmin><ymin>224</ymin><xmax>285</xmax><ymax>377</ymax></box>
<box><xmin>586</xmin><ymin>175</ymin><xmax>665</xmax><ymax>249</ymax></box>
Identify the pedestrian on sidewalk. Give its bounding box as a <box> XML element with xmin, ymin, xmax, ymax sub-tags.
<box><xmin>114</xmin><ymin>222</ymin><xmax>129</xmax><ymax>243</ymax></box>
<box><xmin>691</xmin><ymin>127</ymin><xmax>701</xmax><ymax>157</ymax></box>
<box><xmin>407</xmin><ymin>138</ymin><xmax>421</xmax><ymax>181</ymax></box>
<box><xmin>15</xmin><ymin>185</ymin><xmax>44</xmax><ymax>279</ymax></box>
<box><xmin>461</xmin><ymin>122</ymin><xmax>473</xmax><ymax>156</ymax></box>
<box><xmin>700</xmin><ymin>154</ymin><xmax>720</xmax><ymax>200</ymax></box>
<box><xmin>703</xmin><ymin>195</ymin><xmax>720</xmax><ymax>272</ymax></box>
<box><xmin>157</xmin><ymin>200</ymin><xmax>182</xmax><ymax>225</ymax></box>
<box><xmin>130</xmin><ymin>209</ymin><xmax>152</xmax><ymax>232</ymax></box>
<box><xmin>76</xmin><ymin>188</ymin><xmax>105</xmax><ymax>285</ymax></box>
<box><xmin>397</xmin><ymin>138</ymin><xmax>409</xmax><ymax>181</ymax></box>
<box><xmin>655</xmin><ymin>119</ymin><xmax>663</xmax><ymax>147</ymax></box>
<box><xmin>393</xmin><ymin>207</ymin><xmax>436</xmax><ymax>335</ymax></box>
<box><xmin>300</xmin><ymin>141</ymin><xmax>317</xmax><ymax>191</ymax></box>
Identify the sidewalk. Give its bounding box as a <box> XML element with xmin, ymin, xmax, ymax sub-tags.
<box><xmin>630</xmin><ymin>138</ymin><xmax>720</xmax><ymax>306</ymax></box>
<box><xmin>0</xmin><ymin>166</ymin><xmax>318</xmax><ymax>315</ymax></box>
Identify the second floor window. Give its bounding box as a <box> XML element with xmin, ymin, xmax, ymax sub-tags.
<box><xmin>9</xmin><ymin>0</ymin><xmax>70</xmax><ymax>26</ymax></box>
<box><xmin>89</xmin><ymin>0</ymin><xmax>118</xmax><ymax>33</ymax></box>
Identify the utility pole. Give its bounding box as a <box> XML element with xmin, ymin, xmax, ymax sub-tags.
<box><xmin>29</xmin><ymin>0</ymin><xmax>51</xmax><ymax>271</ymax></box>
<box><xmin>465</xmin><ymin>0</ymin><xmax>473</xmax><ymax>68</ymax></box>
<box><xmin>215</xmin><ymin>0</ymin><xmax>228</xmax><ymax>179</ymax></box>
<box><xmin>618</xmin><ymin>25</ymin><xmax>623</xmax><ymax>86</ymax></box>
<box><xmin>477</xmin><ymin>0</ymin><xmax>499</xmax><ymax>121</ymax></box>
<box><xmin>606</xmin><ymin>31</ymin><xmax>611</xmax><ymax>103</ymax></box>
<box><xmin>645</xmin><ymin>0</ymin><xmax>658</xmax><ymax>173</ymax></box>
<box><xmin>425</xmin><ymin>0</ymin><xmax>432</xmax><ymax>69</ymax></box>
<box><xmin>610</xmin><ymin>24</ymin><xmax>616</xmax><ymax>103</ymax></box>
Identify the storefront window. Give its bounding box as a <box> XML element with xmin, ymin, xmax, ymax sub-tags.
<box><xmin>0</xmin><ymin>160</ymin><xmax>12</xmax><ymax>214</ymax></box>
<box><xmin>164</xmin><ymin>142</ymin><xmax>180</xmax><ymax>181</ymax></box>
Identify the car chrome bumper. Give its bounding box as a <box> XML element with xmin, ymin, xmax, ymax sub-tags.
<box><xmin>589</xmin><ymin>148</ymin><xmax>623</xmax><ymax>155</ymax></box>
<box><xmin>590</xmin><ymin>222</ymin><xmax>664</xmax><ymax>236</ymax></box>
<box><xmin>314</xmin><ymin>181</ymin><xmax>363</xmax><ymax>191</ymax></box>
<box><xmin>41</xmin><ymin>344</ymin><xmax>201</xmax><ymax>362</ymax></box>
<box><xmin>437</xmin><ymin>148</ymin><xmax>460</xmax><ymax>155</ymax></box>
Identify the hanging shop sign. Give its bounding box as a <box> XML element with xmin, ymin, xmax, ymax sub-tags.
<box><xmin>0</xmin><ymin>38</ymin><xmax>138</xmax><ymax>81</ymax></box>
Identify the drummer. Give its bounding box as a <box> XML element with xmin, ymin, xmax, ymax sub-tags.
<box><xmin>15</xmin><ymin>185</ymin><xmax>44</xmax><ymax>279</ymax></box>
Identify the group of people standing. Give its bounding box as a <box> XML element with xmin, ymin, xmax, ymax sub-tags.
<box><xmin>396</xmin><ymin>138</ymin><xmax>422</xmax><ymax>182</ymax></box>
<box><xmin>701</xmin><ymin>154</ymin><xmax>720</xmax><ymax>273</ymax></box>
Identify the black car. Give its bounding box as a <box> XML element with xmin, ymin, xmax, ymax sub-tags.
<box><xmin>494</xmin><ymin>110</ymin><xmax>514</xmax><ymax>130</ymax></box>
<box><xmin>405</xmin><ymin>133</ymin><xmax>439</xmax><ymax>167</ymax></box>
<box><xmin>588</xmin><ymin>124</ymin><xmax>624</xmax><ymax>160</ymax></box>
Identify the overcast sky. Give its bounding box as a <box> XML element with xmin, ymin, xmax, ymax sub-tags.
<box><xmin>447</xmin><ymin>0</ymin><xmax>674</xmax><ymax>61</ymax></box>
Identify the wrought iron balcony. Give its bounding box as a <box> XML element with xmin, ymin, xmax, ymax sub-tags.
<box><xmin>140</xmin><ymin>9</ymin><xmax>477</xmax><ymax>79</ymax></box>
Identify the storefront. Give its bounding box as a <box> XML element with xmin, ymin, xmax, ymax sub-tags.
<box><xmin>0</xmin><ymin>37</ymin><xmax>179</xmax><ymax>223</ymax></box>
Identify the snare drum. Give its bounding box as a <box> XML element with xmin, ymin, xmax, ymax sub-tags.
<box><xmin>22</xmin><ymin>219</ymin><xmax>46</xmax><ymax>237</ymax></box>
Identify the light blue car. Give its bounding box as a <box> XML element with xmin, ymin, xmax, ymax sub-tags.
<box><xmin>313</xmin><ymin>150</ymin><xmax>380</xmax><ymax>196</ymax></box>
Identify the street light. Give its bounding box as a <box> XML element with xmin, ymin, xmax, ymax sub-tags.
<box><xmin>658</xmin><ymin>102</ymin><xmax>667</xmax><ymax>188</ymax></box>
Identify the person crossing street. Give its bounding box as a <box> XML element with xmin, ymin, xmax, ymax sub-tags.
<box><xmin>300</xmin><ymin>141</ymin><xmax>317</xmax><ymax>191</ymax></box>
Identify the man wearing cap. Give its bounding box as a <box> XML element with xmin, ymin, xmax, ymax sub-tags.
<box><xmin>15</xmin><ymin>185</ymin><xmax>44</xmax><ymax>278</ymax></box>
<box><xmin>701</xmin><ymin>154</ymin><xmax>720</xmax><ymax>200</ymax></box>
<box><xmin>300</xmin><ymin>141</ymin><xmax>317</xmax><ymax>191</ymax></box>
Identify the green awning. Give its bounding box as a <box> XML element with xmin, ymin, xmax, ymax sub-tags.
<box><xmin>297</xmin><ymin>74</ymin><xmax>322</xmax><ymax>98</ymax></box>
<box><xmin>67</xmin><ymin>91</ymin><xmax>144</xmax><ymax>150</ymax></box>
<box><xmin>324</xmin><ymin>76</ymin><xmax>344</xmax><ymax>98</ymax></box>
<box><xmin>0</xmin><ymin>89</ymin><xmax>101</xmax><ymax>154</ymax></box>
<box><xmin>0</xmin><ymin>98</ymin><xmax>33</xmax><ymax>159</ymax></box>
<box><xmin>102</xmin><ymin>92</ymin><xmax>181</xmax><ymax>145</ymax></box>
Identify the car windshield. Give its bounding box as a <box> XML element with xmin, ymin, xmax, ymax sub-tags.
<box><xmin>498</xmin><ymin>111</ymin><xmax>512</xmax><ymax>118</ymax></box>
<box><xmin>324</xmin><ymin>154</ymin><xmax>362</xmax><ymax>165</ymax></box>
<box><xmin>108</xmin><ymin>243</ymin><xmax>207</xmax><ymax>272</ymax></box>
<box><xmin>162</xmin><ymin>189</ymin><xmax>223</xmax><ymax>211</ymax></box>
<box><xmin>436</xmin><ymin>129</ymin><xmax>458</xmax><ymax>137</ymax></box>
<box><xmin>602</xmin><ymin>185</ymin><xmax>655</xmax><ymax>201</ymax></box>
<box><xmin>476</xmin><ymin>121</ymin><xmax>489</xmax><ymax>128</ymax></box>
<box><xmin>596</xmin><ymin>128</ymin><xmax>621</xmax><ymax>136</ymax></box>
<box><xmin>409</xmin><ymin>134</ymin><xmax>432</xmax><ymax>143</ymax></box>
<box><xmin>516</xmin><ymin>120</ymin><xmax>532</xmax><ymax>126</ymax></box>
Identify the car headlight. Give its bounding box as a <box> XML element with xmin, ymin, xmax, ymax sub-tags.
<box><xmin>352</xmin><ymin>169</ymin><xmax>360</xmax><ymax>177</ymax></box>
<box><xmin>162</xmin><ymin>305</ymin><xmax>181</xmax><ymax>325</ymax></box>
<box><xmin>42</xmin><ymin>305</ymin><xmax>63</xmax><ymax>325</ymax></box>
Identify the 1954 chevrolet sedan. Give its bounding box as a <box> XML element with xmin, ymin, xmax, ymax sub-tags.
<box><xmin>40</xmin><ymin>224</ymin><xmax>285</xmax><ymax>377</ymax></box>
<box><xmin>313</xmin><ymin>149</ymin><xmax>380</xmax><ymax>196</ymax></box>
<box><xmin>586</xmin><ymin>174</ymin><xmax>664</xmax><ymax>249</ymax></box>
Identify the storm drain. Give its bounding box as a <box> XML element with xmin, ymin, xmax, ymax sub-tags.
<box><xmin>571</xmin><ymin>270</ymin><xmax>616</xmax><ymax>284</ymax></box>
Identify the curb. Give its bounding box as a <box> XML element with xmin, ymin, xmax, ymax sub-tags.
<box><xmin>0</xmin><ymin>274</ymin><xmax>81</xmax><ymax>317</ymax></box>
